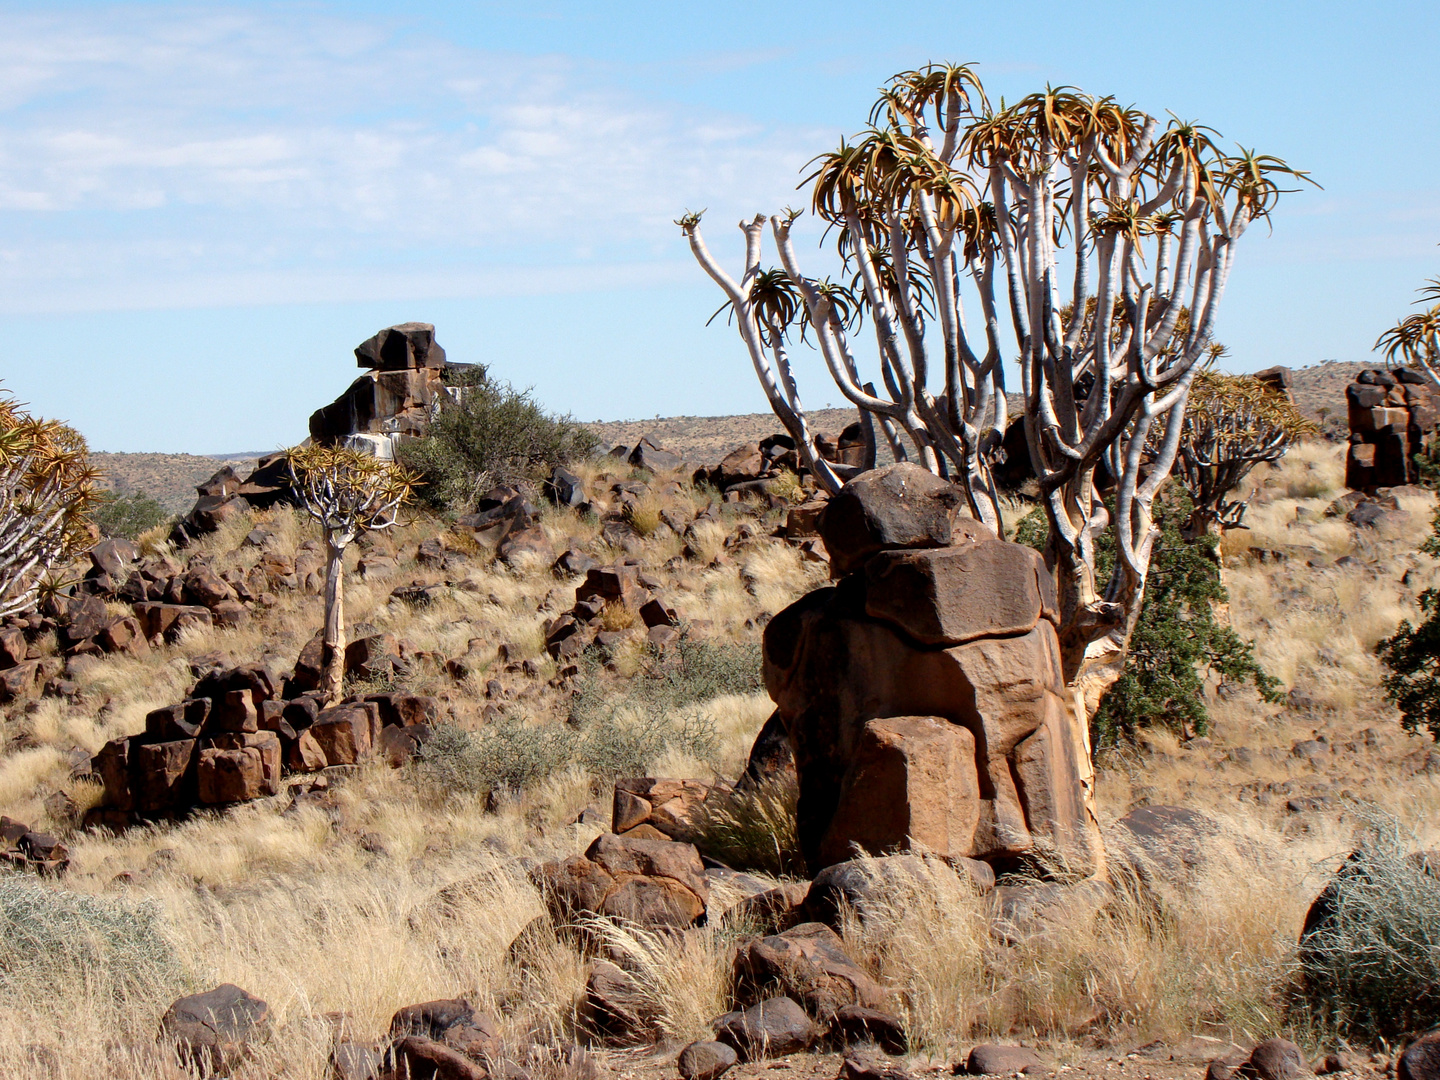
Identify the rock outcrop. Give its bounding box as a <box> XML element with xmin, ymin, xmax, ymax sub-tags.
<box><xmin>1345</xmin><ymin>367</ymin><xmax>1438</xmax><ymax>490</ymax></box>
<box><xmin>309</xmin><ymin>322</ymin><xmax>457</xmax><ymax>459</ymax></box>
<box><xmin>761</xmin><ymin>462</ymin><xmax>1104</xmax><ymax>877</ymax></box>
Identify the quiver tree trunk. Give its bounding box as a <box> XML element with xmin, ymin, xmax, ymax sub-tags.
<box><xmin>321</xmin><ymin>533</ymin><xmax>351</xmax><ymax>704</ymax></box>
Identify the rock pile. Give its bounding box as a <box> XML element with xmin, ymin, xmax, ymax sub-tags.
<box><xmin>0</xmin><ymin>816</ymin><xmax>68</xmax><ymax>874</ymax></box>
<box><xmin>1345</xmin><ymin>367</ymin><xmax>1438</xmax><ymax>491</ymax></box>
<box><xmin>309</xmin><ymin>322</ymin><xmax>458</xmax><ymax>459</ymax></box>
<box><xmin>544</xmin><ymin>561</ymin><xmax>681</xmax><ymax>660</ymax></box>
<box><xmin>86</xmin><ymin>653</ymin><xmax>438</xmax><ymax>828</ymax></box>
<box><xmin>170</xmin><ymin>454</ymin><xmax>295</xmax><ymax>547</ymax></box>
<box><xmin>762</xmin><ymin>462</ymin><xmax>1104</xmax><ymax>876</ymax></box>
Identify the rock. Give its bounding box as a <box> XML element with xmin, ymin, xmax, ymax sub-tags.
<box><xmin>133</xmin><ymin>602</ymin><xmax>213</xmax><ymax>643</ymax></box>
<box><xmin>629</xmin><ymin>434</ymin><xmax>683</xmax><ymax>473</ymax></box>
<box><xmin>829</xmin><ymin>1004</ymin><xmax>907</xmax><ymax>1055</ymax></box>
<box><xmin>1316</xmin><ymin>1051</ymin><xmax>1365</xmax><ymax>1075</ymax></box>
<box><xmin>531</xmin><ymin>833</ymin><xmax>709</xmax><ymax>929</ymax></box>
<box><xmin>733</xmin><ymin>921</ymin><xmax>887</xmax><ymax>1021</ymax></box>
<box><xmin>764</xmin><ymin>573</ymin><xmax>1100</xmax><ymax>875</ymax></box>
<box><xmin>1235</xmin><ymin>1039</ymin><xmax>1309</xmax><ymax>1080</ymax></box>
<box><xmin>0</xmin><ymin>659</ymin><xmax>42</xmax><ymax>703</ymax></box>
<box><xmin>378</xmin><ymin>723</ymin><xmax>431</xmax><ymax>767</ymax></box>
<box><xmin>737</xmin><ymin>710</ymin><xmax>796</xmax><ymax>792</ymax></box>
<box><xmin>714</xmin><ymin>996</ymin><xmax>818</xmax><ymax>1060</ymax></box>
<box><xmin>389</xmin><ymin>998</ymin><xmax>499</xmax><ymax>1062</ymax></box>
<box><xmin>331</xmin><ymin>1041</ymin><xmax>384</xmax><ymax>1080</ymax></box>
<box><xmin>585</xmin><ymin>959</ymin><xmax>648</xmax><ymax>1040</ymax></box>
<box><xmin>988</xmin><ymin>879</ymin><xmax>1112</xmax><ymax>945</ymax></box>
<box><xmin>159</xmin><ymin>984</ymin><xmax>269</xmax><ymax>1073</ymax></box>
<box><xmin>965</xmin><ymin>1045</ymin><xmax>1046</xmax><ymax>1075</ymax></box>
<box><xmin>132</xmin><ymin>739</ymin><xmax>198</xmax><ymax>812</ymax></box>
<box><xmin>679</xmin><ymin>1040</ymin><xmax>739</xmax><ymax>1080</ymax></box>
<box><xmin>837</xmin><ymin>1055</ymin><xmax>916</xmax><ymax>1080</ymax></box>
<box><xmin>197</xmin><ymin>746</ymin><xmax>267</xmax><ymax>803</ymax></box>
<box><xmin>819</xmin><ymin>715</ymin><xmax>980</xmax><ymax>867</ymax></box>
<box><xmin>546</xmin><ymin>467</ymin><xmax>587</xmax><ymax>507</ymax></box>
<box><xmin>611</xmin><ymin>777</ymin><xmax>713</xmax><ymax>841</ymax></box>
<box><xmin>1398</xmin><ymin>1035</ymin><xmax>1440</xmax><ymax>1080</ymax></box>
<box><xmin>819</xmin><ymin>463</ymin><xmax>972</xmax><ymax>576</ymax></box>
<box><xmin>387</xmin><ymin>1036</ymin><xmax>487</xmax><ymax>1080</ymax></box>
<box><xmin>99</xmin><ymin>615</ymin><xmax>149</xmax><ymax>656</ymax></box>
<box><xmin>863</xmin><ymin>541</ymin><xmax>1056</xmax><ymax>645</ymax></box>
<box><xmin>1112</xmin><ymin>805</ymin><xmax>1220</xmax><ymax>882</ymax></box>
<box><xmin>554</xmin><ymin>548</ymin><xmax>598</xmax><ymax>577</ymax></box>
<box><xmin>311</xmin><ymin>707</ymin><xmax>375</xmax><ymax>766</ymax></box>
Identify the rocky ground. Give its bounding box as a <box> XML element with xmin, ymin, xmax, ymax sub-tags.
<box><xmin>0</xmin><ymin>436</ymin><xmax>1435</xmax><ymax>1078</ymax></box>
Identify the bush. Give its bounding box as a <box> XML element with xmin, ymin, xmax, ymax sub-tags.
<box><xmin>397</xmin><ymin>366</ymin><xmax>598</xmax><ymax>510</ymax></box>
<box><xmin>1378</xmin><ymin>510</ymin><xmax>1440</xmax><ymax>738</ymax></box>
<box><xmin>1016</xmin><ymin>493</ymin><xmax>1281</xmax><ymax>745</ymax></box>
<box><xmin>92</xmin><ymin>490</ymin><xmax>172</xmax><ymax>539</ymax></box>
<box><xmin>0</xmin><ymin>875</ymin><xmax>184</xmax><ymax>1001</ymax></box>
<box><xmin>686</xmin><ymin>772</ymin><xmax>803</xmax><ymax>877</ymax></box>
<box><xmin>1297</xmin><ymin>811</ymin><xmax>1440</xmax><ymax>1039</ymax></box>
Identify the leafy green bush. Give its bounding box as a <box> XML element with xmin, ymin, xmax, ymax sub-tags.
<box><xmin>1297</xmin><ymin>811</ymin><xmax>1440</xmax><ymax>1039</ymax></box>
<box><xmin>1378</xmin><ymin>510</ymin><xmax>1440</xmax><ymax>738</ymax></box>
<box><xmin>92</xmin><ymin>490</ymin><xmax>172</xmax><ymax>539</ymax></box>
<box><xmin>1016</xmin><ymin>493</ymin><xmax>1281</xmax><ymax>745</ymax></box>
<box><xmin>0</xmin><ymin>875</ymin><xmax>184</xmax><ymax>1001</ymax></box>
<box><xmin>397</xmin><ymin>366</ymin><xmax>598</xmax><ymax>510</ymax></box>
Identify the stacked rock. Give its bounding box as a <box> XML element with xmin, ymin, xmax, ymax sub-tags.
<box><xmin>86</xmin><ymin>656</ymin><xmax>438</xmax><ymax>828</ymax></box>
<box><xmin>762</xmin><ymin>462</ymin><xmax>1105</xmax><ymax>877</ymax></box>
<box><xmin>309</xmin><ymin>322</ymin><xmax>456</xmax><ymax>460</ymax></box>
<box><xmin>1346</xmin><ymin>367</ymin><xmax>1438</xmax><ymax>491</ymax></box>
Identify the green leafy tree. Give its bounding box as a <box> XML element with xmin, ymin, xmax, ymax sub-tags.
<box><xmin>1378</xmin><ymin>512</ymin><xmax>1440</xmax><ymax>738</ymax></box>
<box><xmin>1017</xmin><ymin>491</ymin><xmax>1281</xmax><ymax>745</ymax></box>
<box><xmin>92</xmin><ymin>490</ymin><xmax>171</xmax><ymax>539</ymax></box>
<box><xmin>398</xmin><ymin>365</ymin><xmax>597</xmax><ymax>510</ymax></box>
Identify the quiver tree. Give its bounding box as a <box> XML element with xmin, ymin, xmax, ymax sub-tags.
<box><xmin>1377</xmin><ymin>277</ymin><xmax>1440</xmax><ymax>389</ymax></box>
<box><xmin>0</xmin><ymin>388</ymin><xmax>101</xmax><ymax>618</ymax></box>
<box><xmin>287</xmin><ymin>445</ymin><xmax>417</xmax><ymax>703</ymax></box>
<box><xmin>683</xmin><ymin>63</ymin><xmax>1311</xmax><ymax>712</ymax></box>
<box><xmin>1164</xmin><ymin>369</ymin><xmax>1317</xmax><ymax>539</ymax></box>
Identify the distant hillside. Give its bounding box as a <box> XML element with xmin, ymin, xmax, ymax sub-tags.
<box><xmin>87</xmin><ymin>361</ymin><xmax>1366</xmax><ymax>509</ymax></box>
<box><xmin>91</xmin><ymin>452</ymin><xmax>264</xmax><ymax>512</ymax></box>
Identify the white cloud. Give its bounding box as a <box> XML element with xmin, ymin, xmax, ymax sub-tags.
<box><xmin>0</xmin><ymin>6</ymin><xmax>824</xmax><ymax>311</ymax></box>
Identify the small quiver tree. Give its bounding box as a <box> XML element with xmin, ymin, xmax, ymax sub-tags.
<box><xmin>1162</xmin><ymin>369</ymin><xmax>1317</xmax><ymax>539</ymax></box>
<box><xmin>287</xmin><ymin>445</ymin><xmax>417</xmax><ymax>703</ymax></box>
<box><xmin>0</xmin><ymin>389</ymin><xmax>101</xmax><ymax>618</ymax></box>
<box><xmin>1376</xmin><ymin>277</ymin><xmax>1440</xmax><ymax>392</ymax></box>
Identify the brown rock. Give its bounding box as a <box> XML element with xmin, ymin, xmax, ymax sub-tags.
<box><xmin>99</xmin><ymin>615</ymin><xmax>149</xmax><ymax>656</ymax></box>
<box><xmin>679</xmin><ymin>1040</ymin><xmax>739</xmax><ymax>1080</ymax></box>
<box><xmin>132</xmin><ymin>739</ymin><xmax>198</xmax><ymax>813</ymax></box>
<box><xmin>830</xmin><ymin>1004</ymin><xmax>907</xmax><ymax>1055</ymax></box>
<box><xmin>714</xmin><ymin>996</ymin><xmax>817</xmax><ymax>1060</ymax></box>
<box><xmin>1399</xmin><ymin>1034</ymin><xmax>1440</xmax><ymax>1080</ymax></box>
<box><xmin>387</xmin><ymin>1035</ymin><xmax>487</xmax><ymax>1080</ymax></box>
<box><xmin>0</xmin><ymin>659</ymin><xmax>42</xmax><ymax>703</ymax></box>
<box><xmin>183</xmin><ymin>566</ymin><xmax>236</xmax><ymax>609</ymax></box>
<box><xmin>863</xmin><ymin>542</ymin><xmax>1056</xmax><ymax>645</ymax></box>
<box><xmin>819</xmin><ymin>463</ymin><xmax>971</xmax><ymax>576</ymax></box>
<box><xmin>0</xmin><ymin>626</ymin><xmax>26</xmax><ymax>668</ymax></box>
<box><xmin>965</xmin><ymin>1045</ymin><xmax>1046</xmax><ymax>1075</ymax></box>
<box><xmin>820</xmin><ymin>716</ymin><xmax>980</xmax><ymax>867</ymax></box>
<box><xmin>585</xmin><ymin>958</ymin><xmax>648</xmax><ymax>1040</ymax></box>
<box><xmin>310</xmin><ymin>707</ymin><xmax>374</xmax><ymax>765</ymax></box>
<box><xmin>1236</xmin><ymin>1040</ymin><xmax>1310</xmax><ymax>1080</ymax></box>
<box><xmin>733</xmin><ymin>922</ymin><xmax>887</xmax><ymax>1021</ymax></box>
<box><xmin>159</xmin><ymin>984</ymin><xmax>268</xmax><ymax>1074</ymax></box>
<box><xmin>287</xmin><ymin>728</ymin><xmax>328</xmax><ymax>772</ymax></box>
<box><xmin>586</xmin><ymin>831</ymin><xmax>709</xmax><ymax>901</ymax></box>
<box><xmin>197</xmin><ymin>747</ymin><xmax>266</xmax><ymax>803</ymax></box>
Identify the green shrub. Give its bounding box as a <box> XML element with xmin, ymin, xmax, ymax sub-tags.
<box><xmin>1015</xmin><ymin>494</ymin><xmax>1281</xmax><ymax>745</ymax></box>
<box><xmin>1297</xmin><ymin>811</ymin><xmax>1440</xmax><ymax>1039</ymax></box>
<box><xmin>397</xmin><ymin>366</ymin><xmax>598</xmax><ymax>510</ymax></box>
<box><xmin>0</xmin><ymin>875</ymin><xmax>184</xmax><ymax>1001</ymax></box>
<box><xmin>92</xmin><ymin>490</ymin><xmax>172</xmax><ymax>539</ymax></box>
<box><xmin>1378</xmin><ymin>510</ymin><xmax>1440</xmax><ymax>738</ymax></box>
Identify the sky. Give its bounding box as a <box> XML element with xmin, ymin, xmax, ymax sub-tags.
<box><xmin>1</xmin><ymin>1</ymin><xmax>1438</xmax><ymax>453</ymax></box>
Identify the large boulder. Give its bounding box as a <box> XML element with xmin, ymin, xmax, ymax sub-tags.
<box><xmin>819</xmin><ymin>462</ymin><xmax>972</xmax><ymax>576</ymax></box>
<box><xmin>713</xmin><ymin>996</ymin><xmax>818</xmax><ymax>1060</ymax></box>
<box><xmin>763</xmin><ymin>570</ymin><xmax>1101</xmax><ymax>875</ymax></box>
<box><xmin>159</xmin><ymin>984</ymin><xmax>268</xmax><ymax>1074</ymax></box>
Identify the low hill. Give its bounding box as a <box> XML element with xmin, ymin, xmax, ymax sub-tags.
<box><xmin>89</xmin><ymin>361</ymin><xmax>1366</xmax><ymax>509</ymax></box>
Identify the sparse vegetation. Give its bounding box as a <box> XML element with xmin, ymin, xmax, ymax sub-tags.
<box><xmin>1296</xmin><ymin>811</ymin><xmax>1440</xmax><ymax>1040</ymax></box>
<box><xmin>398</xmin><ymin>366</ymin><xmax>598</xmax><ymax>511</ymax></box>
<box><xmin>1378</xmin><ymin>511</ymin><xmax>1440</xmax><ymax>739</ymax></box>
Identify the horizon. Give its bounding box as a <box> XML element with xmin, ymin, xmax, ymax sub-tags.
<box><xmin>0</xmin><ymin>1</ymin><xmax>1437</xmax><ymax>453</ymax></box>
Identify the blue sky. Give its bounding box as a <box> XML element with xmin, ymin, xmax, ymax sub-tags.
<box><xmin>1</xmin><ymin>0</ymin><xmax>1438</xmax><ymax>452</ymax></box>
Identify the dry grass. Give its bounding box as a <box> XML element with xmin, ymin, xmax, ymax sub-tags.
<box><xmin>3</xmin><ymin>438</ymin><xmax>1439</xmax><ymax>1072</ymax></box>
